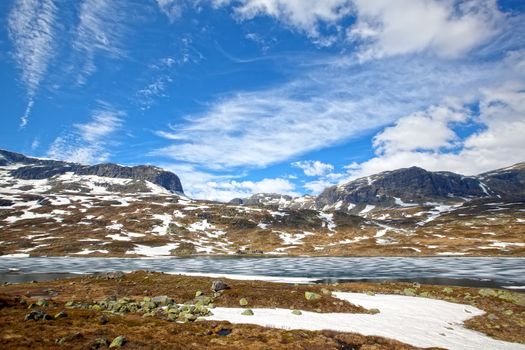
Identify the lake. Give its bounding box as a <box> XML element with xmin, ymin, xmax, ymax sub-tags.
<box><xmin>1</xmin><ymin>256</ymin><xmax>524</xmax><ymax>289</ymax></box>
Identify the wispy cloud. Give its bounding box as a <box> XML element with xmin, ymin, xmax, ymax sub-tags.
<box><xmin>8</xmin><ymin>0</ymin><xmax>57</xmax><ymax>127</ymax></box>
<box><xmin>137</xmin><ymin>38</ymin><xmax>204</xmax><ymax>109</ymax></box>
<box><xmin>221</xmin><ymin>0</ymin><xmax>352</xmax><ymax>43</ymax></box>
<box><xmin>47</xmin><ymin>105</ymin><xmax>125</xmax><ymax>164</ymax></box>
<box><xmin>72</xmin><ymin>0</ymin><xmax>128</xmax><ymax>84</ymax></box>
<box><xmin>153</xmin><ymin>52</ymin><xmax>506</xmax><ymax>170</ymax></box>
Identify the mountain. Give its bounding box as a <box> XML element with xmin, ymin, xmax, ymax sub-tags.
<box><xmin>316</xmin><ymin>164</ymin><xmax>525</xmax><ymax>213</ymax></box>
<box><xmin>230</xmin><ymin>193</ymin><xmax>316</xmax><ymax>210</ymax></box>
<box><xmin>234</xmin><ymin>164</ymin><xmax>525</xmax><ymax>213</ymax></box>
<box><xmin>0</xmin><ymin>149</ymin><xmax>184</xmax><ymax>195</ymax></box>
<box><xmin>0</xmin><ymin>149</ymin><xmax>523</xmax><ymax>258</ymax></box>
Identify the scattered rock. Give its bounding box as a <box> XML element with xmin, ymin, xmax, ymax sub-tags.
<box><xmin>239</xmin><ymin>298</ymin><xmax>248</xmax><ymax>306</ymax></box>
<box><xmin>35</xmin><ymin>299</ymin><xmax>48</xmax><ymax>307</ymax></box>
<box><xmin>25</xmin><ymin>310</ymin><xmax>52</xmax><ymax>321</ymax></box>
<box><xmin>216</xmin><ymin>328</ymin><xmax>231</xmax><ymax>336</ymax></box>
<box><xmin>151</xmin><ymin>295</ymin><xmax>172</xmax><ymax>306</ymax></box>
<box><xmin>195</xmin><ymin>290</ymin><xmax>203</xmax><ymax>297</ymax></box>
<box><xmin>211</xmin><ymin>280</ymin><xmax>230</xmax><ymax>292</ymax></box>
<box><xmin>109</xmin><ymin>336</ymin><xmax>126</xmax><ymax>348</ymax></box>
<box><xmin>369</xmin><ymin>308</ymin><xmax>380</xmax><ymax>314</ymax></box>
<box><xmin>402</xmin><ymin>288</ymin><xmax>416</xmax><ymax>297</ymax></box>
<box><xmin>366</xmin><ymin>291</ymin><xmax>375</xmax><ymax>296</ymax></box>
<box><xmin>55</xmin><ymin>332</ymin><xmax>83</xmax><ymax>345</ymax></box>
<box><xmin>321</xmin><ymin>288</ymin><xmax>332</xmax><ymax>296</ymax></box>
<box><xmin>54</xmin><ymin>310</ymin><xmax>68</xmax><ymax>319</ymax></box>
<box><xmin>479</xmin><ymin>288</ymin><xmax>498</xmax><ymax>298</ymax></box>
<box><xmin>90</xmin><ymin>337</ymin><xmax>110</xmax><ymax>349</ymax></box>
<box><xmin>291</xmin><ymin>309</ymin><xmax>302</xmax><ymax>315</ymax></box>
<box><xmin>304</xmin><ymin>291</ymin><xmax>321</xmax><ymax>301</ymax></box>
<box><xmin>96</xmin><ymin>271</ymin><xmax>125</xmax><ymax>280</ymax></box>
<box><xmin>442</xmin><ymin>287</ymin><xmax>453</xmax><ymax>294</ymax></box>
<box><xmin>241</xmin><ymin>309</ymin><xmax>254</xmax><ymax>316</ymax></box>
<box><xmin>98</xmin><ymin>314</ymin><xmax>109</xmax><ymax>325</ymax></box>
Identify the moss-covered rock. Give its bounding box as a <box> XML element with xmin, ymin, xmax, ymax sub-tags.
<box><xmin>305</xmin><ymin>291</ymin><xmax>321</xmax><ymax>301</ymax></box>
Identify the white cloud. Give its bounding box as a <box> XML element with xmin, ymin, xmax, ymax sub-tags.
<box><xmin>30</xmin><ymin>137</ymin><xmax>40</xmax><ymax>151</ymax></box>
<box><xmin>163</xmin><ymin>164</ymin><xmax>297</xmax><ymax>201</ymax></box>
<box><xmin>292</xmin><ymin>160</ymin><xmax>334</xmax><ymax>176</ymax></box>
<box><xmin>156</xmin><ymin>0</ymin><xmax>183</xmax><ymax>22</ymax></box>
<box><xmin>8</xmin><ymin>0</ymin><xmax>57</xmax><ymax>127</ymax></box>
<box><xmin>348</xmin><ymin>0</ymin><xmax>503</xmax><ymax>59</ymax></box>
<box><xmin>154</xmin><ymin>52</ymin><xmax>507</xmax><ymax>170</ymax></box>
<box><xmin>346</xmin><ymin>81</ymin><xmax>525</xmax><ymax>178</ymax></box>
<box><xmin>47</xmin><ymin>106</ymin><xmax>124</xmax><ymax>164</ymax></box>
<box><xmin>73</xmin><ymin>0</ymin><xmax>127</xmax><ymax>84</ymax></box>
<box><xmin>373</xmin><ymin>106</ymin><xmax>468</xmax><ymax>154</ymax></box>
<box><xmin>73</xmin><ymin>110</ymin><xmax>123</xmax><ymax>143</ymax></box>
<box><xmin>228</xmin><ymin>0</ymin><xmax>352</xmax><ymax>39</ymax></box>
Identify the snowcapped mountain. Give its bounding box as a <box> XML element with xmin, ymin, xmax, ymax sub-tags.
<box><xmin>315</xmin><ymin>164</ymin><xmax>525</xmax><ymax>213</ymax></box>
<box><xmin>0</xmin><ymin>149</ymin><xmax>523</xmax><ymax>258</ymax></box>
<box><xmin>233</xmin><ymin>164</ymin><xmax>525</xmax><ymax>215</ymax></box>
<box><xmin>0</xmin><ymin>150</ymin><xmax>184</xmax><ymax>196</ymax></box>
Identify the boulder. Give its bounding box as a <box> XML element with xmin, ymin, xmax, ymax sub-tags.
<box><xmin>54</xmin><ymin>310</ymin><xmax>68</xmax><ymax>319</ymax></box>
<box><xmin>25</xmin><ymin>310</ymin><xmax>52</xmax><ymax>321</ymax></box>
<box><xmin>211</xmin><ymin>280</ymin><xmax>230</xmax><ymax>292</ymax></box>
<box><xmin>152</xmin><ymin>295</ymin><xmax>172</xmax><ymax>306</ymax></box>
<box><xmin>109</xmin><ymin>336</ymin><xmax>126</xmax><ymax>348</ymax></box>
<box><xmin>241</xmin><ymin>309</ymin><xmax>254</xmax><ymax>316</ymax></box>
<box><xmin>304</xmin><ymin>291</ymin><xmax>321</xmax><ymax>301</ymax></box>
<box><xmin>239</xmin><ymin>298</ymin><xmax>248</xmax><ymax>306</ymax></box>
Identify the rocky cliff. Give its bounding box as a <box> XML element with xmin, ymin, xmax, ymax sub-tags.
<box><xmin>0</xmin><ymin>149</ymin><xmax>184</xmax><ymax>194</ymax></box>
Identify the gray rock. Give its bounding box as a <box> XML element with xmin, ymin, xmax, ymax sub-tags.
<box><xmin>241</xmin><ymin>309</ymin><xmax>254</xmax><ymax>316</ymax></box>
<box><xmin>151</xmin><ymin>295</ymin><xmax>172</xmax><ymax>306</ymax></box>
<box><xmin>0</xmin><ymin>149</ymin><xmax>184</xmax><ymax>194</ymax></box>
<box><xmin>25</xmin><ymin>310</ymin><xmax>52</xmax><ymax>321</ymax></box>
<box><xmin>211</xmin><ymin>280</ymin><xmax>230</xmax><ymax>292</ymax></box>
<box><xmin>109</xmin><ymin>336</ymin><xmax>126</xmax><ymax>348</ymax></box>
<box><xmin>304</xmin><ymin>291</ymin><xmax>321</xmax><ymax>301</ymax></box>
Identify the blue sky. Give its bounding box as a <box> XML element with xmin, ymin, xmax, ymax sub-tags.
<box><xmin>1</xmin><ymin>0</ymin><xmax>524</xmax><ymax>201</ymax></box>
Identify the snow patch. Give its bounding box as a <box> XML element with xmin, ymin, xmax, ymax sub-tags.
<box><xmin>206</xmin><ymin>292</ymin><xmax>524</xmax><ymax>350</ymax></box>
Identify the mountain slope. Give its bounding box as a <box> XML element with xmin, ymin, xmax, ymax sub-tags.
<box><xmin>315</xmin><ymin>164</ymin><xmax>525</xmax><ymax>212</ymax></box>
<box><xmin>0</xmin><ymin>150</ymin><xmax>523</xmax><ymax>257</ymax></box>
<box><xmin>0</xmin><ymin>150</ymin><xmax>183</xmax><ymax>194</ymax></box>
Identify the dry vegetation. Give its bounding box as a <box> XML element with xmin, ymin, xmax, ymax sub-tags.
<box><xmin>0</xmin><ymin>191</ymin><xmax>524</xmax><ymax>257</ymax></box>
<box><xmin>0</xmin><ymin>272</ymin><xmax>523</xmax><ymax>349</ymax></box>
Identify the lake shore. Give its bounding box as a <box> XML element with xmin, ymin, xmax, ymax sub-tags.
<box><xmin>1</xmin><ymin>271</ymin><xmax>524</xmax><ymax>349</ymax></box>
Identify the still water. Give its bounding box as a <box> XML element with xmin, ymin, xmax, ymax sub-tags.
<box><xmin>1</xmin><ymin>256</ymin><xmax>524</xmax><ymax>288</ymax></box>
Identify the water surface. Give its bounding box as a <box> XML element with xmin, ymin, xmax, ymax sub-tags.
<box><xmin>1</xmin><ymin>257</ymin><xmax>524</xmax><ymax>289</ymax></box>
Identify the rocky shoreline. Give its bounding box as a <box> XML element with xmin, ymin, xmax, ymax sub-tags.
<box><xmin>0</xmin><ymin>271</ymin><xmax>524</xmax><ymax>349</ymax></box>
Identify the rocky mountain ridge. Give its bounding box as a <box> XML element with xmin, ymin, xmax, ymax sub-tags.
<box><xmin>0</xmin><ymin>149</ymin><xmax>184</xmax><ymax>194</ymax></box>
<box><xmin>234</xmin><ymin>164</ymin><xmax>525</xmax><ymax>214</ymax></box>
<box><xmin>0</xmin><ymin>150</ymin><xmax>523</xmax><ymax>257</ymax></box>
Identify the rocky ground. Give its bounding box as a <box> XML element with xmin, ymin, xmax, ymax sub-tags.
<box><xmin>0</xmin><ymin>272</ymin><xmax>524</xmax><ymax>349</ymax></box>
<box><xmin>1</xmin><ymin>152</ymin><xmax>524</xmax><ymax>258</ymax></box>
<box><xmin>0</xmin><ymin>188</ymin><xmax>523</xmax><ymax>257</ymax></box>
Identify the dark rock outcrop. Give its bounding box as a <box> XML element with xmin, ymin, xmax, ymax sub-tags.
<box><xmin>316</xmin><ymin>164</ymin><xmax>525</xmax><ymax>210</ymax></box>
<box><xmin>0</xmin><ymin>149</ymin><xmax>183</xmax><ymax>194</ymax></box>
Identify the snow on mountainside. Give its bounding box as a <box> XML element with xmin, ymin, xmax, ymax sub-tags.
<box><xmin>0</xmin><ymin>149</ymin><xmax>524</xmax><ymax>257</ymax></box>
<box><xmin>0</xmin><ymin>149</ymin><xmax>184</xmax><ymax>195</ymax></box>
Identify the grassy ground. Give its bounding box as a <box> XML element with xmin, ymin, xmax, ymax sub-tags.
<box><xmin>0</xmin><ymin>272</ymin><xmax>523</xmax><ymax>349</ymax></box>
